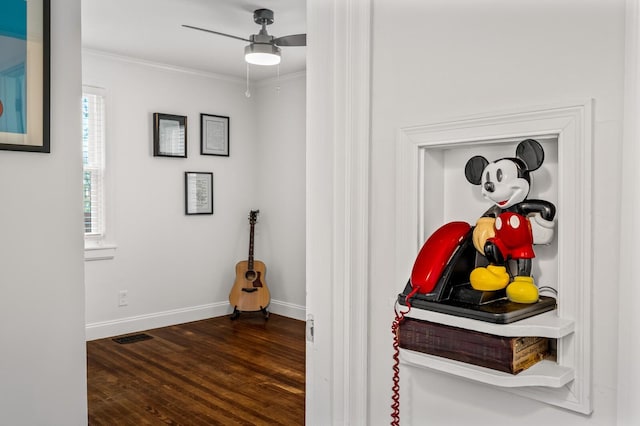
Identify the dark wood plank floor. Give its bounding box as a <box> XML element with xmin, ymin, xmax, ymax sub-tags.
<box><xmin>87</xmin><ymin>314</ymin><xmax>305</xmax><ymax>425</ymax></box>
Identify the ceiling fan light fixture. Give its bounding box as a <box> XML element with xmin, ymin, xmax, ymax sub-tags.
<box><xmin>244</xmin><ymin>43</ymin><xmax>281</xmax><ymax>66</ymax></box>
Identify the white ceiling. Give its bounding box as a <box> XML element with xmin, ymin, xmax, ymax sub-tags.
<box><xmin>81</xmin><ymin>0</ymin><xmax>307</xmax><ymax>81</ymax></box>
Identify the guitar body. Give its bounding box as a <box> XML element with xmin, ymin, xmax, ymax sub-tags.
<box><xmin>229</xmin><ymin>260</ymin><xmax>270</xmax><ymax>312</ymax></box>
<box><xmin>229</xmin><ymin>210</ymin><xmax>271</xmax><ymax>319</ymax></box>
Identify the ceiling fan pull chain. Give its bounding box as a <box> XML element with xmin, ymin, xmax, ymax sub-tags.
<box><xmin>276</xmin><ymin>64</ymin><xmax>281</xmax><ymax>94</ymax></box>
<box><xmin>245</xmin><ymin>64</ymin><xmax>251</xmax><ymax>98</ymax></box>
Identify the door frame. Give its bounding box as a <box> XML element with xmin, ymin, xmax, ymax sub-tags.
<box><xmin>618</xmin><ymin>0</ymin><xmax>640</xmax><ymax>423</ymax></box>
<box><xmin>306</xmin><ymin>0</ymin><xmax>372</xmax><ymax>424</ymax></box>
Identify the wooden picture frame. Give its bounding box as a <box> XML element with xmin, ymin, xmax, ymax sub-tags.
<box><xmin>200</xmin><ymin>114</ymin><xmax>229</xmax><ymax>156</ymax></box>
<box><xmin>154</xmin><ymin>113</ymin><xmax>187</xmax><ymax>157</ymax></box>
<box><xmin>185</xmin><ymin>171</ymin><xmax>213</xmax><ymax>215</ymax></box>
<box><xmin>0</xmin><ymin>0</ymin><xmax>50</xmax><ymax>153</ymax></box>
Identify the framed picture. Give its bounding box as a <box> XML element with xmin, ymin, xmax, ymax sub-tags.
<box><xmin>0</xmin><ymin>0</ymin><xmax>50</xmax><ymax>153</ymax></box>
<box><xmin>200</xmin><ymin>114</ymin><xmax>229</xmax><ymax>156</ymax></box>
<box><xmin>154</xmin><ymin>113</ymin><xmax>187</xmax><ymax>157</ymax></box>
<box><xmin>185</xmin><ymin>171</ymin><xmax>213</xmax><ymax>215</ymax></box>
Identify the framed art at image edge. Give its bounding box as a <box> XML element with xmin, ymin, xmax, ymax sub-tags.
<box><xmin>0</xmin><ymin>0</ymin><xmax>50</xmax><ymax>153</ymax></box>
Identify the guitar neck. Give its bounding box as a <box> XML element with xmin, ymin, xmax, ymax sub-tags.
<box><xmin>248</xmin><ymin>222</ymin><xmax>255</xmax><ymax>270</ymax></box>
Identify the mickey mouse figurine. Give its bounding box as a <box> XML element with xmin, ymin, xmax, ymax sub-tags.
<box><xmin>464</xmin><ymin>139</ymin><xmax>556</xmax><ymax>304</ymax></box>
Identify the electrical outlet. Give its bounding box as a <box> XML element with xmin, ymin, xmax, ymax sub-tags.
<box><xmin>118</xmin><ymin>290</ymin><xmax>128</xmax><ymax>307</ymax></box>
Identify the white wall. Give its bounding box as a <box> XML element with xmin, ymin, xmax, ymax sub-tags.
<box><xmin>82</xmin><ymin>52</ymin><xmax>306</xmax><ymax>339</ymax></box>
<box><xmin>0</xmin><ymin>0</ymin><xmax>88</xmax><ymax>424</ymax></box>
<box><xmin>369</xmin><ymin>0</ymin><xmax>624</xmax><ymax>425</ymax></box>
<box><xmin>254</xmin><ymin>74</ymin><xmax>307</xmax><ymax>313</ymax></box>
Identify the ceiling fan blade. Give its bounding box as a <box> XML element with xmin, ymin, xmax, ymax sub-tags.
<box><xmin>273</xmin><ymin>33</ymin><xmax>307</xmax><ymax>47</ymax></box>
<box><xmin>182</xmin><ymin>25</ymin><xmax>251</xmax><ymax>43</ymax></box>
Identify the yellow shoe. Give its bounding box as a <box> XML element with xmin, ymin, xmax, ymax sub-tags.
<box><xmin>507</xmin><ymin>276</ymin><xmax>539</xmax><ymax>304</ymax></box>
<box><xmin>470</xmin><ymin>265</ymin><xmax>510</xmax><ymax>291</ymax></box>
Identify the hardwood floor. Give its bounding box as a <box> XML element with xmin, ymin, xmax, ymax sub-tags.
<box><xmin>87</xmin><ymin>314</ymin><xmax>305</xmax><ymax>425</ymax></box>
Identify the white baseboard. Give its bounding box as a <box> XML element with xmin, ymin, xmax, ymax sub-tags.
<box><xmin>268</xmin><ymin>300</ymin><xmax>306</xmax><ymax>321</ymax></box>
<box><xmin>85</xmin><ymin>299</ymin><xmax>306</xmax><ymax>341</ymax></box>
<box><xmin>85</xmin><ymin>302</ymin><xmax>230</xmax><ymax>341</ymax></box>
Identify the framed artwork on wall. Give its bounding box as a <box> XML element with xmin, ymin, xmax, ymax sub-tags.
<box><xmin>200</xmin><ymin>113</ymin><xmax>229</xmax><ymax>156</ymax></box>
<box><xmin>153</xmin><ymin>113</ymin><xmax>187</xmax><ymax>157</ymax></box>
<box><xmin>0</xmin><ymin>0</ymin><xmax>50</xmax><ymax>153</ymax></box>
<box><xmin>185</xmin><ymin>171</ymin><xmax>213</xmax><ymax>215</ymax></box>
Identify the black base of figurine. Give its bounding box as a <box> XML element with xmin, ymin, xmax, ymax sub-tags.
<box><xmin>398</xmin><ymin>282</ymin><xmax>556</xmax><ymax>324</ymax></box>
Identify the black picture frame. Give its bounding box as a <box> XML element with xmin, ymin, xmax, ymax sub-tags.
<box><xmin>0</xmin><ymin>0</ymin><xmax>50</xmax><ymax>153</ymax></box>
<box><xmin>185</xmin><ymin>171</ymin><xmax>213</xmax><ymax>215</ymax></box>
<box><xmin>153</xmin><ymin>113</ymin><xmax>187</xmax><ymax>157</ymax></box>
<box><xmin>200</xmin><ymin>113</ymin><xmax>229</xmax><ymax>156</ymax></box>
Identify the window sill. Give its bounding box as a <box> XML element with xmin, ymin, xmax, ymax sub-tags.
<box><xmin>84</xmin><ymin>243</ymin><xmax>117</xmax><ymax>261</ymax></box>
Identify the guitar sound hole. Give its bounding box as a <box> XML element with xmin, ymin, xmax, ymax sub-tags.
<box><xmin>245</xmin><ymin>270</ymin><xmax>257</xmax><ymax>281</ymax></box>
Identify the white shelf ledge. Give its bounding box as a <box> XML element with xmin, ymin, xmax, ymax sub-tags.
<box><xmin>84</xmin><ymin>244</ymin><xmax>117</xmax><ymax>261</ymax></box>
<box><xmin>405</xmin><ymin>308</ymin><xmax>574</xmax><ymax>338</ymax></box>
<box><xmin>400</xmin><ymin>349</ymin><xmax>575</xmax><ymax>388</ymax></box>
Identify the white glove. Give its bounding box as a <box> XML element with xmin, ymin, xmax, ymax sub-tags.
<box><xmin>529</xmin><ymin>212</ymin><xmax>555</xmax><ymax>245</ymax></box>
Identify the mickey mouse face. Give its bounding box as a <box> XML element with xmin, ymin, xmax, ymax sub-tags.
<box><xmin>464</xmin><ymin>139</ymin><xmax>546</xmax><ymax>210</ymax></box>
<box><xmin>481</xmin><ymin>159</ymin><xmax>529</xmax><ymax>209</ymax></box>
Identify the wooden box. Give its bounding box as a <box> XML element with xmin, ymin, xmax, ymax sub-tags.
<box><xmin>398</xmin><ymin>317</ymin><xmax>550</xmax><ymax>374</ymax></box>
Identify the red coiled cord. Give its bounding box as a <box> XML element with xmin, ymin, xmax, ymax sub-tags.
<box><xmin>390</xmin><ymin>286</ymin><xmax>419</xmax><ymax>426</ymax></box>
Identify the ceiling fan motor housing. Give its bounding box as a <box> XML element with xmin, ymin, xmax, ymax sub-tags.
<box><xmin>250</xmin><ymin>32</ymin><xmax>275</xmax><ymax>44</ymax></box>
<box><xmin>254</xmin><ymin>9</ymin><xmax>274</xmax><ymax>26</ymax></box>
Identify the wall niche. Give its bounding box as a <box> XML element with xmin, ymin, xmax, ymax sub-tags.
<box><xmin>395</xmin><ymin>101</ymin><xmax>593</xmax><ymax>414</ymax></box>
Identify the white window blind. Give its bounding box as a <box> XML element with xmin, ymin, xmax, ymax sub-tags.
<box><xmin>82</xmin><ymin>88</ymin><xmax>106</xmax><ymax>238</ymax></box>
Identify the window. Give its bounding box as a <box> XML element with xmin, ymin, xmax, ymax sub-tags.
<box><xmin>82</xmin><ymin>87</ymin><xmax>106</xmax><ymax>240</ymax></box>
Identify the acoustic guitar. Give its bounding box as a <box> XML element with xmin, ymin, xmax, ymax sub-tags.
<box><xmin>229</xmin><ymin>210</ymin><xmax>270</xmax><ymax>320</ymax></box>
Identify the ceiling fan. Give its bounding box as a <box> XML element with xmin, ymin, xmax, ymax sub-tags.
<box><xmin>183</xmin><ymin>8</ymin><xmax>306</xmax><ymax>66</ymax></box>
